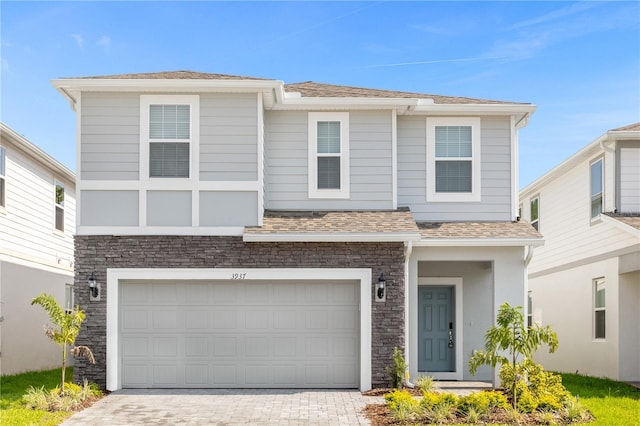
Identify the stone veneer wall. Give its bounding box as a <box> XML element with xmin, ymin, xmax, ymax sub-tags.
<box><xmin>74</xmin><ymin>235</ymin><xmax>406</xmax><ymax>389</ymax></box>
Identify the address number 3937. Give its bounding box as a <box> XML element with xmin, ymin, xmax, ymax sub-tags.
<box><xmin>231</xmin><ymin>273</ymin><xmax>247</xmax><ymax>280</ymax></box>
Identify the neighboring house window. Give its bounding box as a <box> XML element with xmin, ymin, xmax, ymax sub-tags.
<box><xmin>426</xmin><ymin>117</ymin><xmax>481</xmax><ymax>202</ymax></box>
<box><xmin>54</xmin><ymin>180</ymin><xmax>64</xmax><ymax>232</ymax></box>
<box><xmin>527</xmin><ymin>291</ymin><xmax>533</xmax><ymax>327</ymax></box>
<box><xmin>0</xmin><ymin>146</ymin><xmax>5</xmax><ymax>208</ymax></box>
<box><xmin>518</xmin><ymin>203</ymin><xmax>523</xmax><ymax>221</ymax></box>
<box><xmin>590</xmin><ymin>158</ymin><xmax>603</xmax><ymax>219</ymax></box>
<box><xmin>65</xmin><ymin>283</ymin><xmax>74</xmax><ymax>313</ymax></box>
<box><xmin>308</xmin><ymin>112</ymin><xmax>350</xmax><ymax>199</ymax></box>
<box><xmin>594</xmin><ymin>278</ymin><xmax>605</xmax><ymax>339</ymax></box>
<box><xmin>530</xmin><ymin>196</ymin><xmax>540</xmax><ymax>231</ymax></box>
<box><xmin>141</xmin><ymin>95</ymin><xmax>199</xmax><ymax>179</ymax></box>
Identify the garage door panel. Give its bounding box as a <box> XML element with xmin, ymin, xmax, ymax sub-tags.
<box><xmin>120</xmin><ymin>279</ymin><xmax>359</xmax><ymax>388</ymax></box>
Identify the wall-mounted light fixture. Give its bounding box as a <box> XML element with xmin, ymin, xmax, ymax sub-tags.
<box><xmin>88</xmin><ymin>272</ymin><xmax>100</xmax><ymax>300</ymax></box>
<box><xmin>376</xmin><ymin>273</ymin><xmax>386</xmax><ymax>301</ymax></box>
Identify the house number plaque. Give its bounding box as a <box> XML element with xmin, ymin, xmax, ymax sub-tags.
<box><xmin>231</xmin><ymin>273</ymin><xmax>247</xmax><ymax>280</ymax></box>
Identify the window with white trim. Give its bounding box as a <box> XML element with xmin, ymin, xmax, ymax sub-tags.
<box><xmin>530</xmin><ymin>196</ymin><xmax>539</xmax><ymax>231</ymax></box>
<box><xmin>54</xmin><ymin>180</ymin><xmax>64</xmax><ymax>232</ymax></box>
<box><xmin>0</xmin><ymin>146</ymin><xmax>6</xmax><ymax>208</ymax></box>
<box><xmin>594</xmin><ymin>278</ymin><xmax>605</xmax><ymax>339</ymax></box>
<box><xmin>308</xmin><ymin>112</ymin><xmax>350</xmax><ymax>199</ymax></box>
<box><xmin>141</xmin><ymin>95</ymin><xmax>198</xmax><ymax>179</ymax></box>
<box><xmin>590</xmin><ymin>158</ymin><xmax>603</xmax><ymax>219</ymax></box>
<box><xmin>65</xmin><ymin>283</ymin><xmax>74</xmax><ymax>313</ymax></box>
<box><xmin>426</xmin><ymin>117</ymin><xmax>481</xmax><ymax>202</ymax></box>
<box><xmin>527</xmin><ymin>291</ymin><xmax>533</xmax><ymax>327</ymax></box>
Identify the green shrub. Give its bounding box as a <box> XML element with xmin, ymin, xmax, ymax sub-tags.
<box><xmin>414</xmin><ymin>374</ymin><xmax>434</xmax><ymax>392</ymax></box>
<box><xmin>561</xmin><ymin>395</ymin><xmax>591</xmax><ymax>423</ymax></box>
<box><xmin>384</xmin><ymin>389</ymin><xmax>420</xmax><ymax>421</ymax></box>
<box><xmin>484</xmin><ymin>390</ymin><xmax>509</xmax><ymax>409</ymax></box>
<box><xmin>458</xmin><ymin>391</ymin><xmax>490</xmax><ymax>414</ymax></box>
<box><xmin>500</xmin><ymin>359</ymin><xmax>570</xmax><ymax>412</ymax></box>
<box><xmin>537</xmin><ymin>410</ymin><xmax>559</xmax><ymax>425</ymax></box>
<box><xmin>425</xmin><ymin>402</ymin><xmax>457</xmax><ymax>424</ymax></box>
<box><xmin>515</xmin><ymin>382</ymin><xmax>538</xmax><ymax>413</ymax></box>
<box><xmin>24</xmin><ymin>380</ymin><xmax>102</xmax><ymax>413</ymax></box>
<box><xmin>463</xmin><ymin>406</ymin><xmax>481</xmax><ymax>424</ymax></box>
<box><xmin>385</xmin><ymin>347</ymin><xmax>407</xmax><ymax>388</ymax></box>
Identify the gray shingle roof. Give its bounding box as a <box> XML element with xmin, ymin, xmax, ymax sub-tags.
<box><xmin>284</xmin><ymin>81</ymin><xmax>526</xmax><ymax>105</ymax></box>
<box><xmin>418</xmin><ymin>221</ymin><xmax>542</xmax><ymax>239</ymax></box>
<box><xmin>610</xmin><ymin>122</ymin><xmax>640</xmax><ymax>132</ymax></box>
<box><xmin>604</xmin><ymin>213</ymin><xmax>640</xmax><ymax>230</ymax></box>
<box><xmin>75</xmin><ymin>70</ymin><xmax>274</xmax><ymax>80</ymax></box>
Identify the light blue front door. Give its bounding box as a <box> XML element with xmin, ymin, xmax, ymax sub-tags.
<box><xmin>418</xmin><ymin>286</ymin><xmax>455</xmax><ymax>372</ymax></box>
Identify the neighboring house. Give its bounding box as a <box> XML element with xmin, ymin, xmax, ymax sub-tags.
<box><xmin>0</xmin><ymin>123</ymin><xmax>76</xmax><ymax>375</ymax></box>
<box><xmin>52</xmin><ymin>71</ymin><xmax>541</xmax><ymax>391</ymax></box>
<box><xmin>520</xmin><ymin>123</ymin><xmax>640</xmax><ymax>382</ymax></box>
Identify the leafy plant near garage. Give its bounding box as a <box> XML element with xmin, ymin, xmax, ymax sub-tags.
<box><xmin>24</xmin><ymin>380</ymin><xmax>102</xmax><ymax>412</ymax></box>
<box><xmin>385</xmin><ymin>346</ymin><xmax>408</xmax><ymax>388</ymax></box>
<box><xmin>31</xmin><ymin>293</ymin><xmax>96</xmax><ymax>395</ymax></box>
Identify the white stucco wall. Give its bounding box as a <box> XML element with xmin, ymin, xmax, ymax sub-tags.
<box><xmin>0</xmin><ymin>261</ymin><xmax>73</xmax><ymax>375</ymax></box>
<box><xmin>530</xmin><ymin>257</ymin><xmax>620</xmax><ymax>379</ymax></box>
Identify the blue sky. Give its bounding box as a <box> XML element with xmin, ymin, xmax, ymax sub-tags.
<box><xmin>1</xmin><ymin>1</ymin><xmax>638</xmax><ymax>188</ymax></box>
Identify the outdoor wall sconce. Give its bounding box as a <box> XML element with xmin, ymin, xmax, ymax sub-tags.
<box><xmin>376</xmin><ymin>273</ymin><xmax>386</xmax><ymax>302</ymax></box>
<box><xmin>88</xmin><ymin>272</ymin><xmax>100</xmax><ymax>300</ymax></box>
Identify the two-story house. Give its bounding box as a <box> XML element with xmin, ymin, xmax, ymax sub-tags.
<box><xmin>52</xmin><ymin>71</ymin><xmax>541</xmax><ymax>391</ymax></box>
<box><xmin>520</xmin><ymin>123</ymin><xmax>640</xmax><ymax>382</ymax></box>
<box><xmin>0</xmin><ymin>122</ymin><xmax>76</xmax><ymax>375</ymax></box>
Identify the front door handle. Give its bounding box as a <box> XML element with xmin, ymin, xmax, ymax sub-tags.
<box><xmin>448</xmin><ymin>330</ymin><xmax>454</xmax><ymax>348</ymax></box>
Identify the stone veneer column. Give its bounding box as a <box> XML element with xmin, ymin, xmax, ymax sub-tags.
<box><xmin>74</xmin><ymin>235</ymin><xmax>405</xmax><ymax>389</ymax></box>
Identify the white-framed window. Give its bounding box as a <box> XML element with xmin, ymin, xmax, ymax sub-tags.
<box><xmin>530</xmin><ymin>196</ymin><xmax>540</xmax><ymax>231</ymax></box>
<box><xmin>518</xmin><ymin>203</ymin><xmax>523</xmax><ymax>221</ymax></box>
<box><xmin>594</xmin><ymin>277</ymin><xmax>605</xmax><ymax>339</ymax></box>
<box><xmin>140</xmin><ymin>95</ymin><xmax>199</xmax><ymax>179</ymax></box>
<box><xmin>0</xmin><ymin>145</ymin><xmax>6</xmax><ymax>209</ymax></box>
<box><xmin>54</xmin><ymin>180</ymin><xmax>64</xmax><ymax>233</ymax></box>
<box><xmin>590</xmin><ymin>158</ymin><xmax>603</xmax><ymax>219</ymax></box>
<box><xmin>308</xmin><ymin>112</ymin><xmax>350</xmax><ymax>199</ymax></box>
<box><xmin>426</xmin><ymin>117</ymin><xmax>481</xmax><ymax>202</ymax></box>
<box><xmin>65</xmin><ymin>283</ymin><xmax>74</xmax><ymax>313</ymax></box>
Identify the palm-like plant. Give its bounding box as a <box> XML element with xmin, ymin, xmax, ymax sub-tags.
<box><xmin>31</xmin><ymin>293</ymin><xmax>95</xmax><ymax>394</ymax></box>
<box><xmin>469</xmin><ymin>302</ymin><xmax>558</xmax><ymax>408</ymax></box>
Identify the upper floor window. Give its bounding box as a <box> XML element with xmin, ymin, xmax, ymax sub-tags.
<box><xmin>530</xmin><ymin>196</ymin><xmax>540</xmax><ymax>231</ymax></box>
<box><xmin>308</xmin><ymin>112</ymin><xmax>350</xmax><ymax>199</ymax></box>
<box><xmin>590</xmin><ymin>158</ymin><xmax>603</xmax><ymax>219</ymax></box>
<box><xmin>54</xmin><ymin>180</ymin><xmax>64</xmax><ymax>232</ymax></box>
<box><xmin>426</xmin><ymin>117</ymin><xmax>481</xmax><ymax>202</ymax></box>
<box><xmin>0</xmin><ymin>146</ymin><xmax>6</xmax><ymax>208</ymax></box>
<box><xmin>141</xmin><ymin>95</ymin><xmax>199</xmax><ymax>179</ymax></box>
<box><xmin>594</xmin><ymin>277</ymin><xmax>605</xmax><ymax>339</ymax></box>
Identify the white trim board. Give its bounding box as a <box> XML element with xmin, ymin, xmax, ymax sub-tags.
<box><xmin>105</xmin><ymin>267</ymin><xmax>372</xmax><ymax>391</ymax></box>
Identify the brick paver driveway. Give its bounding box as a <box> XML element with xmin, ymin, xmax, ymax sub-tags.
<box><xmin>61</xmin><ymin>389</ymin><xmax>383</xmax><ymax>425</ymax></box>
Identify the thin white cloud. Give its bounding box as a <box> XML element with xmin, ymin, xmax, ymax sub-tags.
<box><xmin>365</xmin><ymin>56</ymin><xmax>505</xmax><ymax>69</ymax></box>
<box><xmin>97</xmin><ymin>35</ymin><xmax>111</xmax><ymax>53</ymax></box>
<box><xmin>409</xmin><ymin>23</ymin><xmax>458</xmax><ymax>37</ymax></box>
<box><xmin>509</xmin><ymin>2</ymin><xmax>598</xmax><ymax>31</ymax></box>
<box><xmin>71</xmin><ymin>33</ymin><xmax>84</xmax><ymax>48</ymax></box>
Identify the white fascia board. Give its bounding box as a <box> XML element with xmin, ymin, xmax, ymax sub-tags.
<box><xmin>600</xmin><ymin>215</ymin><xmax>640</xmax><ymax>238</ymax></box>
<box><xmin>51</xmin><ymin>79</ymin><xmax>284</xmax><ymax>107</ymax></box>
<box><xmin>410</xmin><ymin>103</ymin><xmax>537</xmax><ymax>116</ymax></box>
<box><xmin>608</xmin><ymin>130</ymin><xmax>640</xmax><ymax>140</ymax></box>
<box><xmin>76</xmin><ymin>226</ymin><xmax>245</xmax><ymax>236</ymax></box>
<box><xmin>242</xmin><ymin>232</ymin><xmax>422</xmax><ymax>242</ymax></box>
<box><xmin>413</xmin><ymin>237</ymin><xmax>545</xmax><ymax>247</ymax></box>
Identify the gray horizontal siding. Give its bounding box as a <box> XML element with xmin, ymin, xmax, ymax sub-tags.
<box><xmin>397</xmin><ymin>116</ymin><xmax>513</xmax><ymax>221</ymax></box>
<box><xmin>264</xmin><ymin>110</ymin><xmax>393</xmax><ymax>210</ymax></box>
<box><xmin>199</xmin><ymin>93</ymin><xmax>258</xmax><ymax>181</ymax></box>
<box><xmin>80</xmin><ymin>93</ymin><xmax>140</xmax><ymax>180</ymax></box>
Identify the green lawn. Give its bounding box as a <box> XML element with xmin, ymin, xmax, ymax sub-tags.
<box><xmin>0</xmin><ymin>368</ymin><xmax>74</xmax><ymax>426</ymax></box>
<box><xmin>561</xmin><ymin>373</ymin><xmax>640</xmax><ymax>425</ymax></box>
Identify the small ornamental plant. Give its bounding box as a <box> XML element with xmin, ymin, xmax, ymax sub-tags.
<box><xmin>31</xmin><ymin>293</ymin><xmax>96</xmax><ymax>395</ymax></box>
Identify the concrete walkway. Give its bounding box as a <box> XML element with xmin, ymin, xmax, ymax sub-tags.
<box><xmin>61</xmin><ymin>389</ymin><xmax>384</xmax><ymax>426</ymax></box>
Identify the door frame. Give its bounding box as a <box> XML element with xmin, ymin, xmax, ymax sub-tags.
<box><xmin>417</xmin><ymin>277</ymin><xmax>463</xmax><ymax>380</ymax></box>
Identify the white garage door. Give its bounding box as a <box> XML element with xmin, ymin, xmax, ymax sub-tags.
<box><xmin>120</xmin><ymin>279</ymin><xmax>360</xmax><ymax>388</ymax></box>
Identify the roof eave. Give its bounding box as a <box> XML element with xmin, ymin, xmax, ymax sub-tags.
<box><xmin>242</xmin><ymin>232</ymin><xmax>422</xmax><ymax>243</ymax></box>
<box><xmin>414</xmin><ymin>237</ymin><xmax>545</xmax><ymax>247</ymax></box>
<box><xmin>600</xmin><ymin>214</ymin><xmax>640</xmax><ymax>238</ymax></box>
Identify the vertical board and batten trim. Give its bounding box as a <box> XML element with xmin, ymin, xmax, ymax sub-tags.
<box><xmin>392</xmin><ymin>109</ymin><xmax>398</xmax><ymax>210</ymax></box>
<box><xmin>75</xmin><ymin>94</ymin><xmax>82</xmax><ymax>232</ymax></box>
<box><xmin>105</xmin><ymin>267</ymin><xmax>372</xmax><ymax>391</ymax></box>
<box><xmin>510</xmin><ymin>115</ymin><xmax>517</xmax><ymax>221</ymax></box>
<box><xmin>257</xmin><ymin>93</ymin><xmax>264</xmax><ymax>226</ymax></box>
